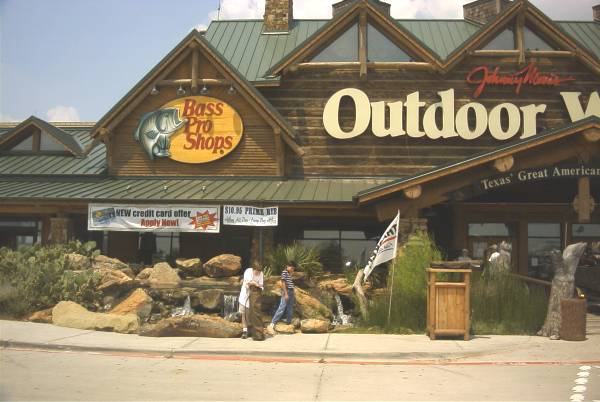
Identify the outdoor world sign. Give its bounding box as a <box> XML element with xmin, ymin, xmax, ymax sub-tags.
<box><xmin>134</xmin><ymin>96</ymin><xmax>244</xmax><ymax>163</ymax></box>
<box><xmin>323</xmin><ymin>89</ymin><xmax>600</xmax><ymax>141</ymax></box>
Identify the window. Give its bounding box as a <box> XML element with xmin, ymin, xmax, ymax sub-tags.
<box><xmin>138</xmin><ymin>232</ymin><xmax>180</xmax><ymax>265</ymax></box>
<box><xmin>0</xmin><ymin>219</ymin><xmax>42</xmax><ymax>249</ymax></box>
<box><xmin>367</xmin><ymin>24</ymin><xmax>412</xmax><ymax>62</ymax></box>
<box><xmin>40</xmin><ymin>132</ymin><xmax>66</xmax><ymax>151</ymax></box>
<box><xmin>572</xmin><ymin>224</ymin><xmax>600</xmax><ymax>238</ymax></box>
<box><xmin>468</xmin><ymin>223</ymin><xmax>515</xmax><ymax>260</ymax></box>
<box><xmin>482</xmin><ymin>28</ymin><xmax>515</xmax><ymax>50</ymax></box>
<box><xmin>298</xmin><ymin>229</ymin><xmax>378</xmax><ymax>272</ymax></box>
<box><xmin>528</xmin><ymin>223</ymin><xmax>561</xmax><ymax>280</ymax></box>
<box><xmin>468</xmin><ymin>223</ymin><xmax>511</xmax><ymax>237</ymax></box>
<box><xmin>524</xmin><ymin>26</ymin><xmax>555</xmax><ymax>51</ymax></box>
<box><xmin>312</xmin><ymin>24</ymin><xmax>359</xmax><ymax>62</ymax></box>
<box><xmin>10</xmin><ymin>135</ymin><xmax>34</xmax><ymax>151</ymax></box>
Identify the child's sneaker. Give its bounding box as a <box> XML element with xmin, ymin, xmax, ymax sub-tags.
<box><xmin>241</xmin><ymin>331</ymin><xmax>248</xmax><ymax>339</ymax></box>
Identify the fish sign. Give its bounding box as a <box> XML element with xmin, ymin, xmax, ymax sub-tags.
<box><xmin>134</xmin><ymin>96</ymin><xmax>244</xmax><ymax>163</ymax></box>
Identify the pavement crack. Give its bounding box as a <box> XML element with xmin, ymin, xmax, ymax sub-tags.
<box><xmin>313</xmin><ymin>366</ymin><xmax>326</xmax><ymax>401</ymax></box>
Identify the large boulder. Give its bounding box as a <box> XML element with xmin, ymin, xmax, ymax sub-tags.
<box><xmin>52</xmin><ymin>301</ymin><xmax>139</xmax><ymax>334</ymax></box>
<box><xmin>110</xmin><ymin>288</ymin><xmax>153</xmax><ymax>320</ymax></box>
<box><xmin>65</xmin><ymin>253</ymin><xmax>92</xmax><ymax>270</ymax></box>
<box><xmin>28</xmin><ymin>307</ymin><xmax>53</xmax><ymax>323</ymax></box>
<box><xmin>139</xmin><ymin>314</ymin><xmax>242</xmax><ymax>338</ymax></box>
<box><xmin>94</xmin><ymin>268</ymin><xmax>134</xmax><ymax>292</ymax></box>
<box><xmin>148</xmin><ymin>262</ymin><xmax>181</xmax><ymax>288</ymax></box>
<box><xmin>92</xmin><ymin>255</ymin><xmax>128</xmax><ymax>270</ymax></box>
<box><xmin>300</xmin><ymin>319</ymin><xmax>330</xmax><ymax>333</ymax></box>
<box><xmin>274</xmin><ymin>323</ymin><xmax>295</xmax><ymax>334</ymax></box>
<box><xmin>266</xmin><ymin>285</ymin><xmax>332</xmax><ymax>321</ymax></box>
<box><xmin>136</xmin><ymin>267</ymin><xmax>153</xmax><ymax>280</ymax></box>
<box><xmin>191</xmin><ymin>289</ymin><xmax>223</xmax><ymax>312</ymax></box>
<box><xmin>317</xmin><ymin>276</ymin><xmax>353</xmax><ymax>296</ymax></box>
<box><xmin>175</xmin><ymin>258</ymin><xmax>203</xmax><ymax>277</ymax></box>
<box><xmin>203</xmin><ymin>254</ymin><xmax>241</xmax><ymax>278</ymax></box>
<box><xmin>182</xmin><ymin>276</ymin><xmax>241</xmax><ymax>289</ymax></box>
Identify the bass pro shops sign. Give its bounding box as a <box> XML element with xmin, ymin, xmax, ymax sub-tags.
<box><xmin>134</xmin><ymin>96</ymin><xmax>244</xmax><ymax>163</ymax></box>
<box><xmin>323</xmin><ymin>64</ymin><xmax>598</xmax><ymax>141</ymax></box>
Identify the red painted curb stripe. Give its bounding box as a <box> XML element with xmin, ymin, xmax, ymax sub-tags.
<box><xmin>5</xmin><ymin>346</ymin><xmax>600</xmax><ymax>366</ymax></box>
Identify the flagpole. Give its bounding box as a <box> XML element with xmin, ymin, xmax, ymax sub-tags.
<box><xmin>386</xmin><ymin>211</ymin><xmax>400</xmax><ymax>327</ymax></box>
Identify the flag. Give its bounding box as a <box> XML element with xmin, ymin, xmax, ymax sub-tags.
<box><xmin>363</xmin><ymin>212</ymin><xmax>400</xmax><ymax>281</ymax></box>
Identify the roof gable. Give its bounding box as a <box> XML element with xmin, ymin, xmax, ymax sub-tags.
<box><xmin>267</xmin><ymin>0</ymin><xmax>442</xmax><ymax>77</ymax></box>
<box><xmin>0</xmin><ymin>116</ymin><xmax>83</xmax><ymax>156</ymax></box>
<box><xmin>91</xmin><ymin>30</ymin><xmax>304</xmax><ymax>156</ymax></box>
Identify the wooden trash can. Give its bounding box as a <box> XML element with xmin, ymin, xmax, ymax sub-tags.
<box><xmin>559</xmin><ymin>298</ymin><xmax>587</xmax><ymax>341</ymax></box>
<box><xmin>426</xmin><ymin>263</ymin><xmax>472</xmax><ymax>340</ymax></box>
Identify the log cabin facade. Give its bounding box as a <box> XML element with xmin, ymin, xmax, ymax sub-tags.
<box><xmin>1</xmin><ymin>0</ymin><xmax>599</xmax><ymax>280</ymax></box>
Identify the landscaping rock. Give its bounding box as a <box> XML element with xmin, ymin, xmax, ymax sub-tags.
<box><xmin>300</xmin><ymin>318</ymin><xmax>330</xmax><ymax>333</ymax></box>
<box><xmin>92</xmin><ymin>255</ymin><xmax>128</xmax><ymax>270</ymax></box>
<box><xmin>181</xmin><ymin>276</ymin><xmax>241</xmax><ymax>289</ymax></box>
<box><xmin>120</xmin><ymin>267</ymin><xmax>136</xmax><ymax>279</ymax></box>
<box><xmin>317</xmin><ymin>276</ymin><xmax>353</xmax><ymax>296</ymax></box>
<box><xmin>93</xmin><ymin>267</ymin><xmax>134</xmax><ymax>292</ymax></box>
<box><xmin>267</xmin><ymin>285</ymin><xmax>332</xmax><ymax>320</ymax></box>
<box><xmin>28</xmin><ymin>307</ymin><xmax>53</xmax><ymax>323</ymax></box>
<box><xmin>52</xmin><ymin>301</ymin><xmax>139</xmax><ymax>334</ymax></box>
<box><xmin>175</xmin><ymin>258</ymin><xmax>203</xmax><ymax>277</ymax></box>
<box><xmin>136</xmin><ymin>267</ymin><xmax>153</xmax><ymax>280</ymax></box>
<box><xmin>138</xmin><ymin>314</ymin><xmax>242</xmax><ymax>337</ymax></box>
<box><xmin>191</xmin><ymin>289</ymin><xmax>223</xmax><ymax>311</ymax></box>
<box><xmin>110</xmin><ymin>288</ymin><xmax>153</xmax><ymax>320</ymax></box>
<box><xmin>65</xmin><ymin>253</ymin><xmax>92</xmax><ymax>270</ymax></box>
<box><xmin>148</xmin><ymin>262</ymin><xmax>181</xmax><ymax>288</ymax></box>
<box><xmin>274</xmin><ymin>323</ymin><xmax>295</xmax><ymax>334</ymax></box>
<box><xmin>203</xmin><ymin>254</ymin><xmax>241</xmax><ymax>278</ymax></box>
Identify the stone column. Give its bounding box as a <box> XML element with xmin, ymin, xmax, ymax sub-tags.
<box><xmin>250</xmin><ymin>227</ymin><xmax>274</xmax><ymax>266</ymax></box>
<box><xmin>49</xmin><ymin>216</ymin><xmax>71</xmax><ymax>244</ymax></box>
<box><xmin>398</xmin><ymin>218</ymin><xmax>428</xmax><ymax>245</ymax></box>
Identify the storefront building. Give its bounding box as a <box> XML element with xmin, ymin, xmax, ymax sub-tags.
<box><xmin>1</xmin><ymin>0</ymin><xmax>599</xmax><ymax>279</ymax></box>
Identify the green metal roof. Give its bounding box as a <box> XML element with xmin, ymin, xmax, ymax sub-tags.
<box><xmin>556</xmin><ymin>21</ymin><xmax>600</xmax><ymax>59</ymax></box>
<box><xmin>205</xmin><ymin>20</ymin><xmax>329</xmax><ymax>81</ymax></box>
<box><xmin>0</xmin><ymin>178</ymin><xmax>392</xmax><ymax>203</ymax></box>
<box><xmin>0</xmin><ymin>124</ymin><xmax>106</xmax><ymax>176</ymax></box>
<box><xmin>205</xmin><ymin>18</ymin><xmax>600</xmax><ymax>80</ymax></box>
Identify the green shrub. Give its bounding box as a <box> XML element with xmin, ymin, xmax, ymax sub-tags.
<box><xmin>265</xmin><ymin>242</ymin><xmax>323</xmax><ymax>279</ymax></box>
<box><xmin>471</xmin><ymin>272</ymin><xmax>548</xmax><ymax>334</ymax></box>
<box><xmin>0</xmin><ymin>241</ymin><xmax>102</xmax><ymax>318</ymax></box>
<box><xmin>363</xmin><ymin>232</ymin><xmax>441</xmax><ymax>333</ymax></box>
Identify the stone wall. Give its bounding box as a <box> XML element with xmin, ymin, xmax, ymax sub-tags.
<box><xmin>463</xmin><ymin>0</ymin><xmax>512</xmax><ymax>24</ymax></box>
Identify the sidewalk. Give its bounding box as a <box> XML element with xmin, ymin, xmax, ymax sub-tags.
<box><xmin>2</xmin><ymin>319</ymin><xmax>600</xmax><ymax>364</ymax></box>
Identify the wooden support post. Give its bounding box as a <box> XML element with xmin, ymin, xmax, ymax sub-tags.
<box><xmin>191</xmin><ymin>49</ymin><xmax>199</xmax><ymax>94</ymax></box>
<box><xmin>516</xmin><ymin>12</ymin><xmax>525</xmax><ymax>65</ymax></box>
<box><xmin>577</xmin><ymin>177</ymin><xmax>592</xmax><ymax>223</ymax></box>
<box><xmin>493</xmin><ymin>155</ymin><xmax>514</xmax><ymax>172</ymax></box>
<box><xmin>274</xmin><ymin>128</ymin><xmax>285</xmax><ymax>177</ymax></box>
<box><xmin>359</xmin><ymin>12</ymin><xmax>367</xmax><ymax>80</ymax></box>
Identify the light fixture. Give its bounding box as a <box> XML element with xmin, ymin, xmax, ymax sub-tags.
<box><xmin>200</xmin><ymin>84</ymin><xmax>209</xmax><ymax>95</ymax></box>
<box><xmin>150</xmin><ymin>85</ymin><xmax>159</xmax><ymax>96</ymax></box>
<box><xmin>227</xmin><ymin>85</ymin><xmax>236</xmax><ymax>95</ymax></box>
<box><xmin>176</xmin><ymin>85</ymin><xmax>186</xmax><ymax>96</ymax></box>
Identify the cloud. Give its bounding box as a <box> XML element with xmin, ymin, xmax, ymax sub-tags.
<box><xmin>201</xmin><ymin>0</ymin><xmax>594</xmax><ymax>22</ymax></box>
<box><xmin>46</xmin><ymin>106</ymin><xmax>80</xmax><ymax>122</ymax></box>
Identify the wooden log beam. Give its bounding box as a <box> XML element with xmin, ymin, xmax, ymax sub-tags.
<box><xmin>191</xmin><ymin>49</ymin><xmax>199</xmax><ymax>94</ymax></box>
<box><xmin>525</xmin><ymin>50</ymin><xmax>574</xmax><ymax>58</ymax></box>
<box><xmin>584</xmin><ymin>128</ymin><xmax>600</xmax><ymax>142</ymax></box>
<box><xmin>577</xmin><ymin>177</ymin><xmax>592</xmax><ymax>223</ymax></box>
<box><xmin>493</xmin><ymin>155</ymin><xmax>514</xmax><ymax>172</ymax></box>
<box><xmin>296</xmin><ymin>62</ymin><xmax>361</xmax><ymax>69</ymax></box>
<box><xmin>516</xmin><ymin>12</ymin><xmax>525</xmax><ymax>65</ymax></box>
<box><xmin>472</xmin><ymin>50</ymin><xmax>520</xmax><ymax>57</ymax></box>
<box><xmin>157</xmin><ymin>78</ymin><xmax>229</xmax><ymax>87</ymax></box>
<box><xmin>367</xmin><ymin>62</ymin><xmax>436</xmax><ymax>71</ymax></box>
<box><xmin>273</xmin><ymin>128</ymin><xmax>285</xmax><ymax>177</ymax></box>
<box><xmin>403</xmin><ymin>185</ymin><xmax>422</xmax><ymax>200</ymax></box>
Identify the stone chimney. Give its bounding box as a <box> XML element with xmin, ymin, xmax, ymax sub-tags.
<box><xmin>594</xmin><ymin>5</ymin><xmax>600</xmax><ymax>22</ymax></box>
<box><xmin>463</xmin><ymin>0</ymin><xmax>512</xmax><ymax>24</ymax></box>
<box><xmin>332</xmin><ymin>0</ymin><xmax>391</xmax><ymax>18</ymax></box>
<box><xmin>263</xmin><ymin>0</ymin><xmax>293</xmax><ymax>33</ymax></box>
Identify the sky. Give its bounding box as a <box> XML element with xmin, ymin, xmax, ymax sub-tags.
<box><xmin>0</xmin><ymin>0</ymin><xmax>597</xmax><ymax>122</ymax></box>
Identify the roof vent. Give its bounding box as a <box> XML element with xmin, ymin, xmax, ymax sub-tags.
<box><xmin>332</xmin><ymin>0</ymin><xmax>391</xmax><ymax>17</ymax></box>
<box><xmin>594</xmin><ymin>4</ymin><xmax>600</xmax><ymax>22</ymax></box>
<box><xmin>463</xmin><ymin>0</ymin><xmax>512</xmax><ymax>25</ymax></box>
<box><xmin>264</xmin><ymin>0</ymin><xmax>293</xmax><ymax>33</ymax></box>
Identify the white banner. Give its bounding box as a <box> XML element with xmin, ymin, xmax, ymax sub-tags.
<box><xmin>88</xmin><ymin>204</ymin><xmax>220</xmax><ymax>233</ymax></box>
<box><xmin>363</xmin><ymin>212</ymin><xmax>400</xmax><ymax>281</ymax></box>
<box><xmin>223</xmin><ymin>205</ymin><xmax>278</xmax><ymax>227</ymax></box>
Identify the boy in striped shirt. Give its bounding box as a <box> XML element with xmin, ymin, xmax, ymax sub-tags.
<box><xmin>267</xmin><ymin>261</ymin><xmax>297</xmax><ymax>335</ymax></box>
